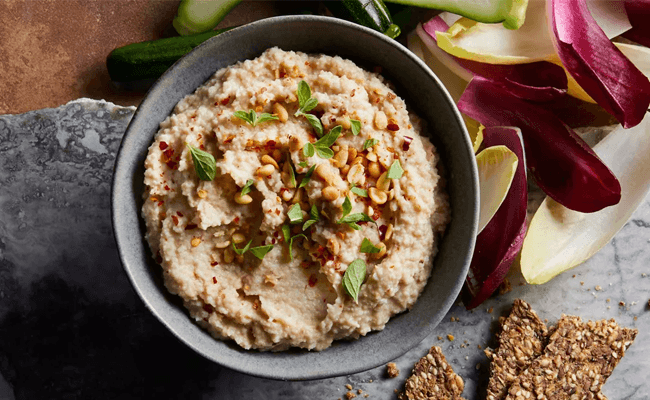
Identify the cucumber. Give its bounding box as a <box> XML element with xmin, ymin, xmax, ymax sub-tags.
<box><xmin>106</xmin><ymin>28</ymin><xmax>232</xmax><ymax>82</ymax></box>
<box><xmin>325</xmin><ymin>0</ymin><xmax>402</xmax><ymax>39</ymax></box>
<box><xmin>173</xmin><ymin>0</ymin><xmax>242</xmax><ymax>36</ymax></box>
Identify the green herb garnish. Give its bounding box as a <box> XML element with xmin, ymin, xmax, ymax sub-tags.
<box><xmin>288</xmin><ymin>233</ymin><xmax>307</xmax><ymax>261</ymax></box>
<box><xmin>298</xmin><ymin>161</ymin><xmax>309</xmax><ymax>168</ymax></box>
<box><xmin>294</xmin><ymin>80</ymin><xmax>323</xmax><ymax>136</ymax></box>
<box><xmin>360</xmin><ymin>238</ymin><xmax>381</xmax><ymax>254</ymax></box>
<box><xmin>187</xmin><ymin>144</ymin><xmax>217</xmax><ymax>181</ymax></box>
<box><xmin>302</xmin><ymin>204</ymin><xmax>320</xmax><ymax>231</ymax></box>
<box><xmin>299</xmin><ymin>164</ymin><xmax>316</xmax><ymax>188</ymax></box>
<box><xmin>350</xmin><ymin>119</ymin><xmax>361</xmax><ymax>136</ymax></box>
<box><xmin>287</xmin><ymin>203</ymin><xmax>304</xmax><ymax>224</ymax></box>
<box><xmin>386</xmin><ymin>160</ymin><xmax>404</xmax><ymax>179</ymax></box>
<box><xmin>303</xmin><ymin>142</ymin><xmax>316</xmax><ymax>158</ymax></box>
<box><xmin>337</xmin><ymin>196</ymin><xmax>374</xmax><ymax>230</ymax></box>
<box><xmin>232</xmin><ymin>240</ymin><xmax>252</xmax><ymax>255</ymax></box>
<box><xmin>343</xmin><ymin>259</ymin><xmax>366</xmax><ymax>303</ymax></box>
<box><xmin>282</xmin><ymin>225</ymin><xmax>291</xmax><ymax>242</ymax></box>
<box><xmin>250</xmin><ymin>245</ymin><xmax>274</xmax><ymax>260</ymax></box>
<box><xmin>233</xmin><ymin>110</ymin><xmax>278</xmax><ymax>127</ymax></box>
<box><xmin>240</xmin><ymin>179</ymin><xmax>255</xmax><ymax>197</ymax></box>
<box><xmin>350</xmin><ymin>183</ymin><xmax>368</xmax><ymax>198</ymax></box>
<box><xmin>286</xmin><ymin>155</ymin><xmax>296</xmax><ymax>187</ymax></box>
<box><xmin>302</xmin><ymin>125</ymin><xmax>342</xmax><ymax>159</ymax></box>
<box><xmin>363</xmin><ymin>138</ymin><xmax>379</xmax><ymax>151</ymax></box>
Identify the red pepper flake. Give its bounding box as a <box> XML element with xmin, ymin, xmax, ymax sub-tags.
<box><xmin>166</xmin><ymin>160</ymin><xmax>178</xmax><ymax>170</ymax></box>
<box><xmin>164</xmin><ymin>185</ymin><xmax>171</xmax><ymax>191</ymax></box>
<box><xmin>199</xmin><ymin>144</ymin><xmax>205</xmax><ymax>150</ymax></box>
<box><xmin>185</xmin><ymin>224</ymin><xmax>198</xmax><ymax>230</ymax></box>
<box><xmin>172</xmin><ymin>215</ymin><xmax>179</xmax><ymax>226</ymax></box>
<box><xmin>223</xmin><ymin>135</ymin><xmax>235</xmax><ymax>144</ymax></box>
<box><xmin>308</xmin><ymin>274</ymin><xmax>318</xmax><ymax>287</ymax></box>
<box><xmin>378</xmin><ymin>224</ymin><xmax>388</xmax><ymax>241</ymax></box>
<box><xmin>300</xmin><ymin>261</ymin><xmax>311</xmax><ymax>269</ymax></box>
<box><xmin>220</xmin><ymin>97</ymin><xmax>231</xmax><ymax>105</ymax></box>
<box><xmin>402</xmin><ymin>136</ymin><xmax>413</xmax><ymax>151</ymax></box>
<box><xmin>272</xmin><ymin>231</ymin><xmax>279</xmax><ymax>238</ymax></box>
<box><xmin>212</xmin><ymin>277</ymin><xmax>218</xmax><ymax>284</ymax></box>
<box><xmin>159</xmin><ymin>141</ymin><xmax>168</xmax><ymax>151</ymax></box>
<box><xmin>203</xmin><ymin>304</ymin><xmax>214</xmax><ymax>313</ymax></box>
<box><xmin>271</xmin><ymin>238</ymin><xmax>276</xmax><ymax>244</ymax></box>
<box><xmin>387</xmin><ymin>123</ymin><xmax>400</xmax><ymax>132</ymax></box>
<box><xmin>233</xmin><ymin>217</ymin><xmax>240</xmax><ymax>224</ymax></box>
<box><xmin>157</xmin><ymin>201</ymin><xmax>164</xmax><ymax>207</ymax></box>
<box><xmin>279</xmin><ymin>69</ymin><xmax>288</xmax><ymax>78</ymax></box>
<box><xmin>210</xmin><ymin>261</ymin><xmax>219</xmax><ymax>267</ymax></box>
<box><xmin>155</xmin><ymin>252</ymin><xmax>163</xmax><ymax>264</ymax></box>
<box><xmin>264</xmin><ymin>140</ymin><xmax>277</xmax><ymax>151</ymax></box>
<box><xmin>176</xmin><ymin>211</ymin><xmax>184</xmax><ymax>217</ymax></box>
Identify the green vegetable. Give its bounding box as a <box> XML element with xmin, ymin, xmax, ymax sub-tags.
<box><xmin>343</xmin><ymin>259</ymin><xmax>367</xmax><ymax>303</ymax></box>
<box><xmin>295</xmin><ymin>80</ymin><xmax>323</xmax><ymax>135</ymax></box>
<box><xmin>386</xmin><ymin>160</ymin><xmax>404</xmax><ymax>179</ymax></box>
<box><xmin>337</xmin><ymin>196</ymin><xmax>374</xmax><ymax>230</ymax></box>
<box><xmin>173</xmin><ymin>0</ymin><xmax>242</xmax><ymax>36</ymax></box>
<box><xmin>303</xmin><ymin>126</ymin><xmax>342</xmax><ymax>160</ymax></box>
<box><xmin>303</xmin><ymin>143</ymin><xmax>316</xmax><ymax>158</ymax></box>
<box><xmin>233</xmin><ymin>110</ymin><xmax>278</xmax><ymax>127</ymax></box>
<box><xmin>287</xmin><ymin>203</ymin><xmax>304</xmax><ymax>224</ymax></box>
<box><xmin>250</xmin><ymin>245</ymin><xmax>274</xmax><ymax>260</ymax></box>
<box><xmin>232</xmin><ymin>240</ymin><xmax>252</xmax><ymax>255</ymax></box>
<box><xmin>350</xmin><ymin>183</ymin><xmax>368</xmax><ymax>197</ymax></box>
<box><xmin>282</xmin><ymin>225</ymin><xmax>291</xmax><ymax>242</ymax></box>
<box><xmin>187</xmin><ymin>144</ymin><xmax>216</xmax><ymax>181</ymax></box>
<box><xmin>350</xmin><ymin>119</ymin><xmax>362</xmax><ymax>136</ymax></box>
<box><xmin>106</xmin><ymin>28</ymin><xmax>233</xmax><ymax>82</ymax></box>
<box><xmin>363</xmin><ymin>138</ymin><xmax>379</xmax><ymax>150</ymax></box>
<box><xmin>299</xmin><ymin>165</ymin><xmax>316</xmax><ymax>188</ymax></box>
<box><xmin>385</xmin><ymin>0</ymin><xmax>529</xmax><ymax>30</ymax></box>
<box><xmin>325</xmin><ymin>0</ymin><xmax>402</xmax><ymax>39</ymax></box>
<box><xmin>302</xmin><ymin>204</ymin><xmax>320</xmax><ymax>231</ymax></box>
<box><xmin>360</xmin><ymin>238</ymin><xmax>381</xmax><ymax>253</ymax></box>
<box><xmin>286</xmin><ymin>155</ymin><xmax>296</xmax><ymax>188</ymax></box>
<box><xmin>288</xmin><ymin>234</ymin><xmax>308</xmax><ymax>261</ymax></box>
<box><xmin>298</xmin><ymin>161</ymin><xmax>309</xmax><ymax>168</ymax></box>
<box><xmin>240</xmin><ymin>179</ymin><xmax>255</xmax><ymax>197</ymax></box>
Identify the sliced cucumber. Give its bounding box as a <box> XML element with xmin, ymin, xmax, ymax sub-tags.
<box><xmin>173</xmin><ymin>0</ymin><xmax>242</xmax><ymax>36</ymax></box>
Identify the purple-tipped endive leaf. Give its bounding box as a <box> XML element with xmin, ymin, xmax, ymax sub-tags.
<box><xmin>463</xmin><ymin>127</ymin><xmax>527</xmax><ymax>309</ymax></box>
<box><xmin>622</xmin><ymin>0</ymin><xmax>650</xmax><ymax>48</ymax></box>
<box><xmin>476</xmin><ymin>145</ymin><xmax>519</xmax><ymax>233</ymax></box>
<box><xmin>521</xmin><ymin>114</ymin><xmax>650</xmax><ymax>284</ymax></box>
<box><xmin>458</xmin><ymin>77</ymin><xmax>621</xmax><ymax>212</ymax></box>
<box><xmin>548</xmin><ymin>0</ymin><xmax>650</xmax><ymax>128</ymax></box>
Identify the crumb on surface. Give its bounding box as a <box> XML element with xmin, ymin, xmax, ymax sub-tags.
<box><xmin>487</xmin><ymin>307</ymin><xmax>493</xmax><ymax>314</ymax></box>
<box><xmin>498</xmin><ymin>278</ymin><xmax>511</xmax><ymax>295</ymax></box>
<box><xmin>437</xmin><ymin>336</ymin><xmax>443</xmax><ymax>340</ymax></box>
<box><xmin>345</xmin><ymin>384</ymin><xmax>353</xmax><ymax>390</ymax></box>
<box><xmin>386</xmin><ymin>362</ymin><xmax>400</xmax><ymax>378</ymax></box>
<box><xmin>447</xmin><ymin>334</ymin><xmax>455</xmax><ymax>341</ymax></box>
<box><xmin>345</xmin><ymin>391</ymin><xmax>356</xmax><ymax>399</ymax></box>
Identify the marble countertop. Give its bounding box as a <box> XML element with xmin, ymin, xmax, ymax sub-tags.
<box><xmin>0</xmin><ymin>100</ymin><xmax>648</xmax><ymax>399</ymax></box>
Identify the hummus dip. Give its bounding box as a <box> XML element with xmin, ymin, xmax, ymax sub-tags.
<box><xmin>142</xmin><ymin>48</ymin><xmax>450</xmax><ymax>351</ymax></box>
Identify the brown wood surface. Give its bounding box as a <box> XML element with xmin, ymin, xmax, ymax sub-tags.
<box><xmin>0</xmin><ymin>0</ymin><xmax>276</xmax><ymax>114</ymax></box>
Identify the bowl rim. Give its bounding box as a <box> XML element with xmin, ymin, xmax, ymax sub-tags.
<box><xmin>111</xmin><ymin>14</ymin><xmax>478</xmax><ymax>380</ymax></box>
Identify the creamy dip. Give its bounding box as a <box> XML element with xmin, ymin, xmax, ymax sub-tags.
<box><xmin>142</xmin><ymin>47</ymin><xmax>450</xmax><ymax>351</ymax></box>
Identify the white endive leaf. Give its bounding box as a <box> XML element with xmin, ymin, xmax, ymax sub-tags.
<box><xmin>476</xmin><ymin>145</ymin><xmax>518</xmax><ymax>233</ymax></box>
<box><xmin>521</xmin><ymin>114</ymin><xmax>650</xmax><ymax>284</ymax></box>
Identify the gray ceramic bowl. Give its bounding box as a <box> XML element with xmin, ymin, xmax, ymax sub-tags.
<box><xmin>112</xmin><ymin>15</ymin><xmax>478</xmax><ymax>380</ymax></box>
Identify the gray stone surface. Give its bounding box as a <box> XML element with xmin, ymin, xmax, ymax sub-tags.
<box><xmin>0</xmin><ymin>99</ymin><xmax>648</xmax><ymax>399</ymax></box>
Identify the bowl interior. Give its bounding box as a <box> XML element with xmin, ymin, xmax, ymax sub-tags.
<box><xmin>112</xmin><ymin>15</ymin><xmax>478</xmax><ymax>380</ymax></box>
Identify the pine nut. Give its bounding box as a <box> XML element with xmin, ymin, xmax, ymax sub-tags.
<box><xmin>315</xmin><ymin>163</ymin><xmax>336</xmax><ymax>184</ymax></box>
<box><xmin>261</xmin><ymin>154</ymin><xmax>279</xmax><ymax>169</ymax></box>
<box><xmin>368</xmin><ymin>162</ymin><xmax>381</xmax><ymax>178</ymax></box>
<box><xmin>215</xmin><ymin>240</ymin><xmax>231</xmax><ymax>249</ymax></box>
<box><xmin>273</xmin><ymin>103</ymin><xmax>288</xmax><ymax>122</ymax></box>
<box><xmin>336</xmin><ymin>116</ymin><xmax>351</xmax><ymax>130</ymax></box>
<box><xmin>223</xmin><ymin>248</ymin><xmax>235</xmax><ymax>263</ymax></box>
<box><xmin>387</xmin><ymin>189</ymin><xmax>395</xmax><ymax>200</ymax></box>
<box><xmin>374</xmin><ymin>111</ymin><xmax>388</xmax><ymax>130</ymax></box>
<box><xmin>367</xmin><ymin>205</ymin><xmax>374</xmax><ymax>218</ymax></box>
<box><xmin>235</xmin><ymin>193</ymin><xmax>253</xmax><ymax>204</ymax></box>
<box><xmin>347</xmin><ymin>164</ymin><xmax>365</xmax><ymax>185</ymax></box>
<box><xmin>333</xmin><ymin>147</ymin><xmax>349</xmax><ymax>168</ymax></box>
<box><xmin>232</xmin><ymin>233</ymin><xmax>246</xmax><ymax>244</ymax></box>
<box><xmin>281</xmin><ymin>189</ymin><xmax>294</xmax><ymax>202</ymax></box>
<box><xmin>272</xmin><ymin>149</ymin><xmax>283</xmax><ymax>162</ymax></box>
<box><xmin>377</xmin><ymin>171</ymin><xmax>391</xmax><ymax>191</ymax></box>
<box><xmin>348</xmin><ymin>147</ymin><xmax>357</xmax><ymax>162</ymax></box>
<box><xmin>327</xmin><ymin>237</ymin><xmax>340</xmax><ymax>255</ymax></box>
<box><xmin>341</xmin><ymin>164</ymin><xmax>351</xmax><ymax>175</ymax></box>
<box><xmin>385</xmin><ymin>223</ymin><xmax>394</xmax><ymax>240</ymax></box>
<box><xmin>369</xmin><ymin>187</ymin><xmax>387</xmax><ymax>204</ymax></box>
<box><xmin>322</xmin><ymin>186</ymin><xmax>340</xmax><ymax>201</ymax></box>
<box><xmin>351</xmin><ymin>156</ymin><xmax>365</xmax><ymax>166</ymax></box>
<box><xmin>197</xmin><ymin>189</ymin><xmax>208</xmax><ymax>199</ymax></box>
<box><xmin>289</xmin><ymin>136</ymin><xmax>303</xmax><ymax>152</ymax></box>
<box><xmin>366</xmin><ymin>152</ymin><xmax>378</xmax><ymax>162</ymax></box>
<box><xmin>373</xmin><ymin>242</ymin><xmax>387</xmax><ymax>259</ymax></box>
<box><xmin>191</xmin><ymin>237</ymin><xmax>202</xmax><ymax>247</ymax></box>
<box><xmin>256</xmin><ymin>164</ymin><xmax>276</xmax><ymax>177</ymax></box>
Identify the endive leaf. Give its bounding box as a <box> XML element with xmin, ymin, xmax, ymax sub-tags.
<box><xmin>476</xmin><ymin>145</ymin><xmax>518</xmax><ymax>233</ymax></box>
<box><xmin>622</xmin><ymin>0</ymin><xmax>650</xmax><ymax>48</ymax></box>
<box><xmin>521</xmin><ymin>114</ymin><xmax>650</xmax><ymax>284</ymax></box>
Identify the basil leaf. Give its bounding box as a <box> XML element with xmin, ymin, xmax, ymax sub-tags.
<box><xmin>233</xmin><ymin>110</ymin><xmax>253</xmax><ymax>125</ymax></box>
<box><xmin>302</xmin><ymin>97</ymin><xmax>318</xmax><ymax>113</ymax></box>
<box><xmin>360</xmin><ymin>238</ymin><xmax>381</xmax><ymax>253</ymax></box>
<box><xmin>350</xmin><ymin>119</ymin><xmax>361</xmax><ymax>136</ymax></box>
<box><xmin>187</xmin><ymin>144</ymin><xmax>216</xmax><ymax>181</ymax></box>
<box><xmin>288</xmin><ymin>233</ymin><xmax>307</xmax><ymax>261</ymax></box>
<box><xmin>302</xmin><ymin>204</ymin><xmax>320</xmax><ymax>231</ymax></box>
<box><xmin>303</xmin><ymin>219</ymin><xmax>317</xmax><ymax>231</ymax></box>
<box><xmin>232</xmin><ymin>239</ymin><xmax>252</xmax><ymax>255</ymax></box>
<box><xmin>298</xmin><ymin>161</ymin><xmax>308</xmax><ymax>168</ymax></box>
<box><xmin>255</xmin><ymin>113</ymin><xmax>279</xmax><ymax>125</ymax></box>
<box><xmin>350</xmin><ymin>186</ymin><xmax>368</xmax><ymax>197</ymax></box>
<box><xmin>363</xmin><ymin>138</ymin><xmax>379</xmax><ymax>151</ymax></box>
<box><xmin>343</xmin><ymin>259</ymin><xmax>366</xmax><ymax>303</ymax></box>
<box><xmin>315</xmin><ymin>147</ymin><xmax>334</xmax><ymax>159</ymax></box>
<box><xmin>282</xmin><ymin>224</ymin><xmax>291</xmax><ymax>242</ymax></box>
<box><xmin>286</xmin><ymin>155</ymin><xmax>296</xmax><ymax>187</ymax></box>
<box><xmin>303</xmin><ymin>143</ymin><xmax>315</xmax><ymax>158</ymax></box>
<box><xmin>341</xmin><ymin>196</ymin><xmax>352</xmax><ymax>218</ymax></box>
<box><xmin>297</xmin><ymin>80</ymin><xmax>311</xmax><ymax>108</ymax></box>
<box><xmin>240</xmin><ymin>179</ymin><xmax>255</xmax><ymax>197</ymax></box>
<box><xmin>249</xmin><ymin>110</ymin><xmax>258</xmax><ymax>126</ymax></box>
<box><xmin>299</xmin><ymin>165</ymin><xmax>316</xmax><ymax>188</ymax></box>
<box><xmin>387</xmin><ymin>160</ymin><xmax>404</xmax><ymax>179</ymax></box>
<box><xmin>314</xmin><ymin>126</ymin><xmax>342</xmax><ymax>148</ymax></box>
<box><xmin>302</xmin><ymin>113</ymin><xmax>323</xmax><ymax>136</ymax></box>
<box><xmin>338</xmin><ymin>212</ymin><xmax>373</xmax><ymax>224</ymax></box>
<box><xmin>250</xmin><ymin>245</ymin><xmax>274</xmax><ymax>260</ymax></box>
<box><xmin>287</xmin><ymin>203</ymin><xmax>304</xmax><ymax>224</ymax></box>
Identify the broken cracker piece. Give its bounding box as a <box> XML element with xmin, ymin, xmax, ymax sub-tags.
<box><xmin>398</xmin><ymin>346</ymin><xmax>466</xmax><ymax>400</ymax></box>
<box><xmin>504</xmin><ymin>315</ymin><xmax>637</xmax><ymax>400</ymax></box>
<box><xmin>386</xmin><ymin>362</ymin><xmax>400</xmax><ymax>378</ymax></box>
<box><xmin>485</xmin><ymin>299</ymin><xmax>549</xmax><ymax>400</ymax></box>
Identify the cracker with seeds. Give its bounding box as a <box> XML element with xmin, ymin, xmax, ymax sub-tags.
<box><xmin>504</xmin><ymin>315</ymin><xmax>637</xmax><ymax>400</ymax></box>
<box><xmin>484</xmin><ymin>299</ymin><xmax>549</xmax><ymax>400</ymax></box>
<box><xmin>398</xmin><ymin>346</ymin><xmax>466</xmax><ymax>400</ymax></box>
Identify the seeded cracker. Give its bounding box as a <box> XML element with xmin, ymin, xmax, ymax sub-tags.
<box><xmin>504</xmin><ymin>315</ymin><xmax>637</xmax><ymax>400</ymax></box>
<box><xmin>398</xmin><ymin>346</ymin><xmax>466</xmax><ymax>400</ymax></box>
<box><xmin>484</xmin><ymin>299</ymin><xmax>549</xmax><ymax>400</ymax></box>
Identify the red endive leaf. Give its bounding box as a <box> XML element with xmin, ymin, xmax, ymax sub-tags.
<box><xmin>458</xmin><ymin>76</ymin><xmax>621</xmax><ymax>212</ymax></box>
<box><xmin>462</xmin><ymin>127</ymin><xmax>527</xmax><ymax>309</ymax></box>
<box><xmin>622</xmin><ymin>0</ymin><xmax>650</xmax><ymax>48</ymax></box>
<box><xmin>549</xmin><ymin>0</ymin><xmax>650</xmax><ymax>128</ymax></box>
<box><xmin>421</xmin><ymin>18</ymin><xmax>567</xmax><ymax>102</ymax></box>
